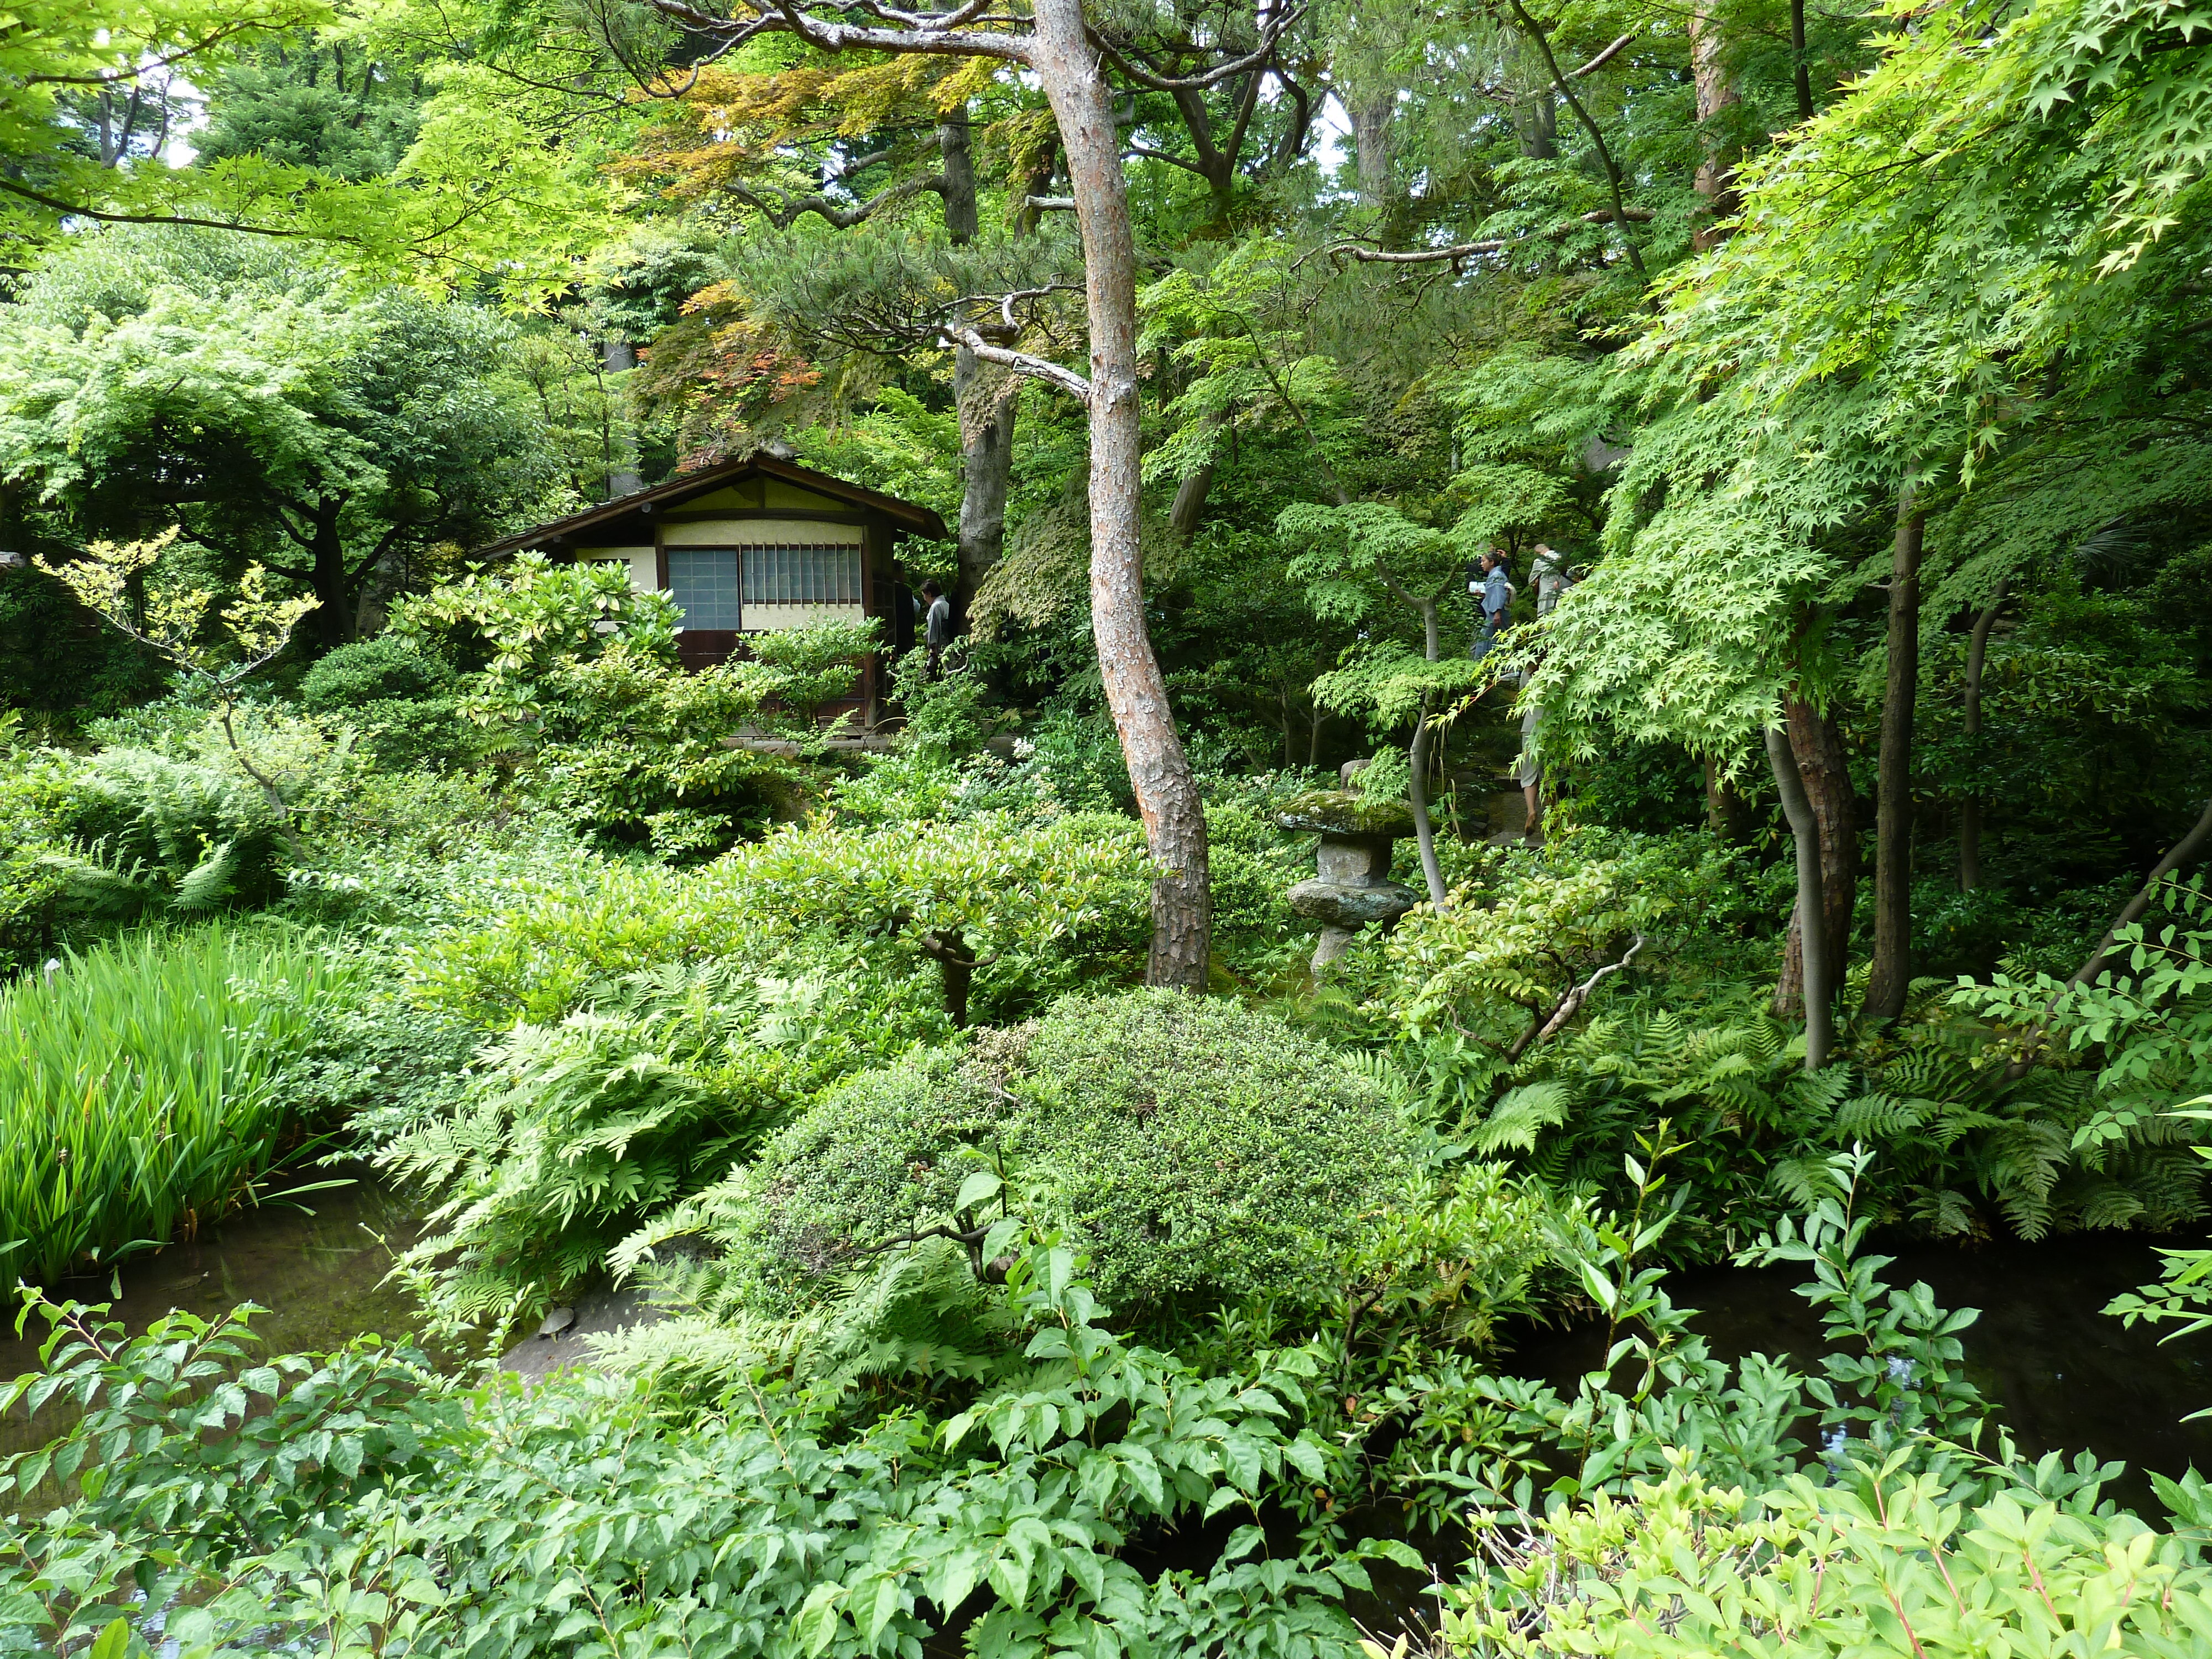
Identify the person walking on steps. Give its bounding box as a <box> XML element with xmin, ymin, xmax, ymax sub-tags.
<box><xmin>1472</xmin><ymin>549</ymin><xmax>1512</xmax><ymax>658</ymax></box>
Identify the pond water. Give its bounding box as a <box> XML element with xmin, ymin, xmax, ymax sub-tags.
<box><xmin>6</xmin><ymin>1183</ymin><xmax>2208</xmax><ymax>1639</ymax></box>
<box><xmin>0</xmin><ymin>1171</ymin><xmax>429</xmax><ymax>1457</ymax></box>
<box><xmin>1336</xmin><ymin>1232</ymin><xmax>2212</xmax><ymax>1641</ymax></box>
<box><xmin>1504</xmin><ymin>1233</ymin><xmax>2212</xmax><ymax>1517</ymax></box>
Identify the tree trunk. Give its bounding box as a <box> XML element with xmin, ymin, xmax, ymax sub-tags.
<box><xmin>1790</xmin><ymin>0</ymin><xmax>1815</xmax><ymax>120</ymax></box>
<box><xmin>2004</xmin><ymin>795</ymin><xmax>2212</xmax><ymax>1078</ymax></box>
<box><xmin>940</xmin><ymin>107</ymin><xmax>1017</xmax><ymax>627</ymax></box>
<box><xmin>1168</xmin><ymin>409</ymin><xmax>1225</xmax><ymax>540</ymax></box>
<box><xmin>1703</xmin><ymin>754</ymin><xmax>1752</xmax><ymax>843</ymax></box>
<box><xmin>1351</xmin><ymin>93</ymin><xmax>1394</xmax><ymax>206</ymax></box>
<box><xmin>1864</xmin><ymin>487</ymin><xmax>1924</xmax><ymax>1025</ymax></box>
<box><xmin>954</xmin><ymin>363</ymin><xmax>1015</xmax><ymax>623</ymax></box>
<box><xmin>1772</xmin><ymin>694</ymin><xmax>1855</xmax><ymax>1018</ymax></box>
<box><xmin>2062</xmin><ymin>798</ymin><xmax>2212</xmax><ymax>994</ymax></box>
<box><xmin>1169</xmin><ymin>458</ymin><xmax>1214</xmax><ymax>539</ymax></box>
<box><xmin>601</xmin><ymin>338</ymin><xmax>644</xmax><ymax>499</ymax></box>
<box><xmin>1768</xmin><ymin>724</ymin><xmax>1832</xmax><ymax>1070</ymax></box>
<box><xmin>1033</xmin><ymin>0</ymin><xmax>1212</xmax><ymax>988</ymax></box>
<box><xmin>919</xmin><ymin>929</ymin><xmax>975</xmax><ymax>1026</ymax></box>
<box><xmin>310</xmin><ymin>507</ymin><xmax>355</xmax><ymax>649</ymax></box>
<box><xmin>1514</xmin><ymin>39</ymin><xmax>1557</xmax><ymax>159</ymax></box>
<box><xmin>1958</xmin><ymin>576</ymin><xmax>2006</xmax><ymax>891</ymax></box>
<box><xmin>1407</xmin><ymin>597</ymin><xmax>1449</xmax><ymax>909</ymax></box>
<box><xmin>1687</xmin><ymin>3</ymin><xmax>1741</xmax><ymax>249</ymax></box>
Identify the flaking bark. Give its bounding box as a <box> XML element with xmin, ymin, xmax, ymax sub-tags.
<box><xmin>1032</xmin><ymin>0</ymin><xmax>1212</xmax><ymax>988</ymax></box>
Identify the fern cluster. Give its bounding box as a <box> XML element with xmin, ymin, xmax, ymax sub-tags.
<box><xmin>1462</xmin><ymin>982</ymin><xmax>2205</xmax><ymax>1253</ymax></box>
<box><xmin>380</xmin><ymin>961</ymin><xmax>825</xmax><ymax>1328</ymax></box>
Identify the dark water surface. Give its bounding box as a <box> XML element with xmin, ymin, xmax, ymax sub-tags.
<box><xmin>1341</xmin><ymin>1233</ymin><xmax>2212</xmax><ymax>1640</ymax></box>
<box><xmin>1506</xmin><ymin>1234</ymin><xmax>2212</xmax><ymax>1515</ymax></box>
<box><xmin>0</xmin><ymin>1172</ymin><xmax>427</xmax><ymax>1455</ymax></box>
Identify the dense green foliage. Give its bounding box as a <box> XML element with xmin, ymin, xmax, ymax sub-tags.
<box><xmin>8</xmin><ymin>0</ymin><xmax>2212</xmax><ymax>1648</ymax></box>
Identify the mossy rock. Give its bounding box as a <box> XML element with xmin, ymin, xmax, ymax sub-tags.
<box><xmin>1274</xmin><ymin>790</ymin><xmax>1415</xmax><ymax>838</ymax></box>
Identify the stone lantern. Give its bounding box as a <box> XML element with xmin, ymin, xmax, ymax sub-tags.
<box><xmin>1276</xmin><ymin>791</ymin><xmax>1421</xmax><ymax>969</ymax></box>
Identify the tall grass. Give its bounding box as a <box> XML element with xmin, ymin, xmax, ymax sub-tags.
<box><xmin>0</xmin><ymin>926</ymin><xmax>352</xmax><ymax>1284</ymax></box>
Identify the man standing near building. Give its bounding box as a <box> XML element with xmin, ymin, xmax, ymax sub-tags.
<box><xmin>920</xmin><ymin>578</ymin><xmax>953</xmax><ymax>677</ymax></box>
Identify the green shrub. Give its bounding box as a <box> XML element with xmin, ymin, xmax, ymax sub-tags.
<box><xmin>297</xmin><ymin>637</ymin><xmax>458</xmax><ymax>711</ymax></box>
<box><xmin>0</xmin><ymin>925</ymin><xmax>353</xmax><ymax>1282</ymax></box>
<box><xmin>403</xmin><ymin>810</ymin><xmax>1154</xmax><ymax>1031</ymax></box>
<box><xmin>345</xmin><ymin>695</ymin><xmax>477</xmax><ymax>771</ymax></box>
<box><xmin>526</xmin><ymin>643</ymin><xmax>805</xmax><ymax>857</ymax></box>
<box><xmin>0</xmin><ymin>740</ymin><xmax>78</xmax><ymax>972</ymax></box>
<box><xmin>1431</xmin><ymin>1459</ymin><xmax>2212</xmax><ymax>1659</ymax></box>
<box><xmin>666</xmin><ymin>989</ymin><xmax>1418</xmax><ymax>1317</ymax></box>
<box><xmin>381</xmin><ymin>956</ymin><xmax>941</xmax><ymax>1324</ymax></box>
<box><xmin>299</xmin><ymin>630</ymin><xmax>544</xmax><ymax>778</ymax></box>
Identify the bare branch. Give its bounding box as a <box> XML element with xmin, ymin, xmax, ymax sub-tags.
<box><xmin>1568</xmin><ymin>31</ymin><xmax>1636</xmax><ymax>76</ymax></box>
<box><xmin>938</xmin><ymin>324</ymin><xmax>1092</xmax><ymax>402</ymax></box>
<box><xmin>20</xmin><ymin>15</ymin><xmax>317</xmax><ymax>85</ymax></box>
<box><xmin>1330</xmin><ymin>206</ymin><xmax>1655</xmax><ymax>267</ymax></box>
<box><xmin>1091</xmin><ymin>4</ymin><xmax>1305</xmax><ymax>90</ymax></box>
<box><xmin>0</xmin><ymin>175</ymin><xmax>346</xmax><ymax>238</ymax></box>
<box><xmin>1123</xmin><ymin>143</ymin><xmax>1216</xmax><ymax>178</ymax></box>
<box><xmin>722</xmin><ymin>175</ymin><xmax>926</xmax><ymax>228</ymax></box>
<box><xmin>642</xmin><ymin>0</ymin><xmax>1032</xmax><ymax>62</ymax></box>
<box><xmin>1505</xmin><ymin>0</ymin><xmax>1648</xmax><ymax>285</ymax></box>
<box><xmin>1511</xmin><ymin>935</ymin><xmax>1646</xmax><ymax>1059</ymax></box>
<box><xmin>1025</xmin><ymin>194</ymin><xmax>1077</xmax><ymax>211</ymax></box>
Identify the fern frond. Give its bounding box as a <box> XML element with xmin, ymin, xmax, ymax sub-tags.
<box><xmin>1477</xmin><ymin>1081</ymin><xmax>1575</xmax><ymax>1154</ymax></box>
<box><xmin>170</xmin><ymin>839</ymin><xmax>241</xmax><ymax>912</ymax></box>
<box><xmin>1834</xmin><ymin>1093</ymin><xmax>1926</xmax><ymax>1140</ymax></box>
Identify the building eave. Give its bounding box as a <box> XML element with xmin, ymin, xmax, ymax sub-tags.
<box><xmin>470</xmin><ymin>452</ymin><xmax>948</xmax><ymax>558</ymax></box>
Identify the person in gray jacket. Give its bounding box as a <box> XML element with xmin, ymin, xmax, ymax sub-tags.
<box><xmin>920</xmin><ymin>578</ymin><xmax>953</xmax><ymax>676</ymax></box>
<box><xmin>1471</xmin><ymin>549</ymin><xmax>1512</xmax><ymax>657</ymax></box>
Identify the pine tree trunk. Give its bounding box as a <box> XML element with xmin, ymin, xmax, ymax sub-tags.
<box><xmin>1032</xmin><ymin>0</ymin><xmax>1212</xmax><ymax>988</ymax></box>
<box><xmin>1864</xmin><ymin>487</ymin><xmax>1924</xmax><ymax>1024</ymax></box>
<box><xmin>940</xmin><ymin>108</ymin><xmax>1015</xmax><ymax>627</ymax></box>
<box><xmin>1514</xmin><ymin>39</ymin><xmax>1557</xmax><ymax>159</ymax></box>
<box><xmin>1688</xmin><ymin>4</ymin><xmax>1741</xmax><ymax>248</ymax></box>
<box><xmin>1772</xmin><ymin>695</ymin><xmax>1856</xmax><ymax>1018</ymax></box>
<box><xmin>1352</xmin><ymin>95</ymin><xmax>1394</xmax><ymax>206</ymax></box>
<box><xmin>601</xmin><ymin>338</ymin><xmax>643</xmax><ymax>499</ymax></box>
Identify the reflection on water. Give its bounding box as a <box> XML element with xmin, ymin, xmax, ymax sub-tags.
<box><xmin>1515</xmin><ymin>1233</ymin><xmax>2212</xmax><ymax>1515</ymax></box>
<box><xmin>1344</xmin><ymin>1234</ymin><xmax>2212</xmax><ymax>1640</ymax></box>
<box><xmin>0</xmin><ymin>1172</ymin><xmax>427</xmax><ymax>1457</ymax></box>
